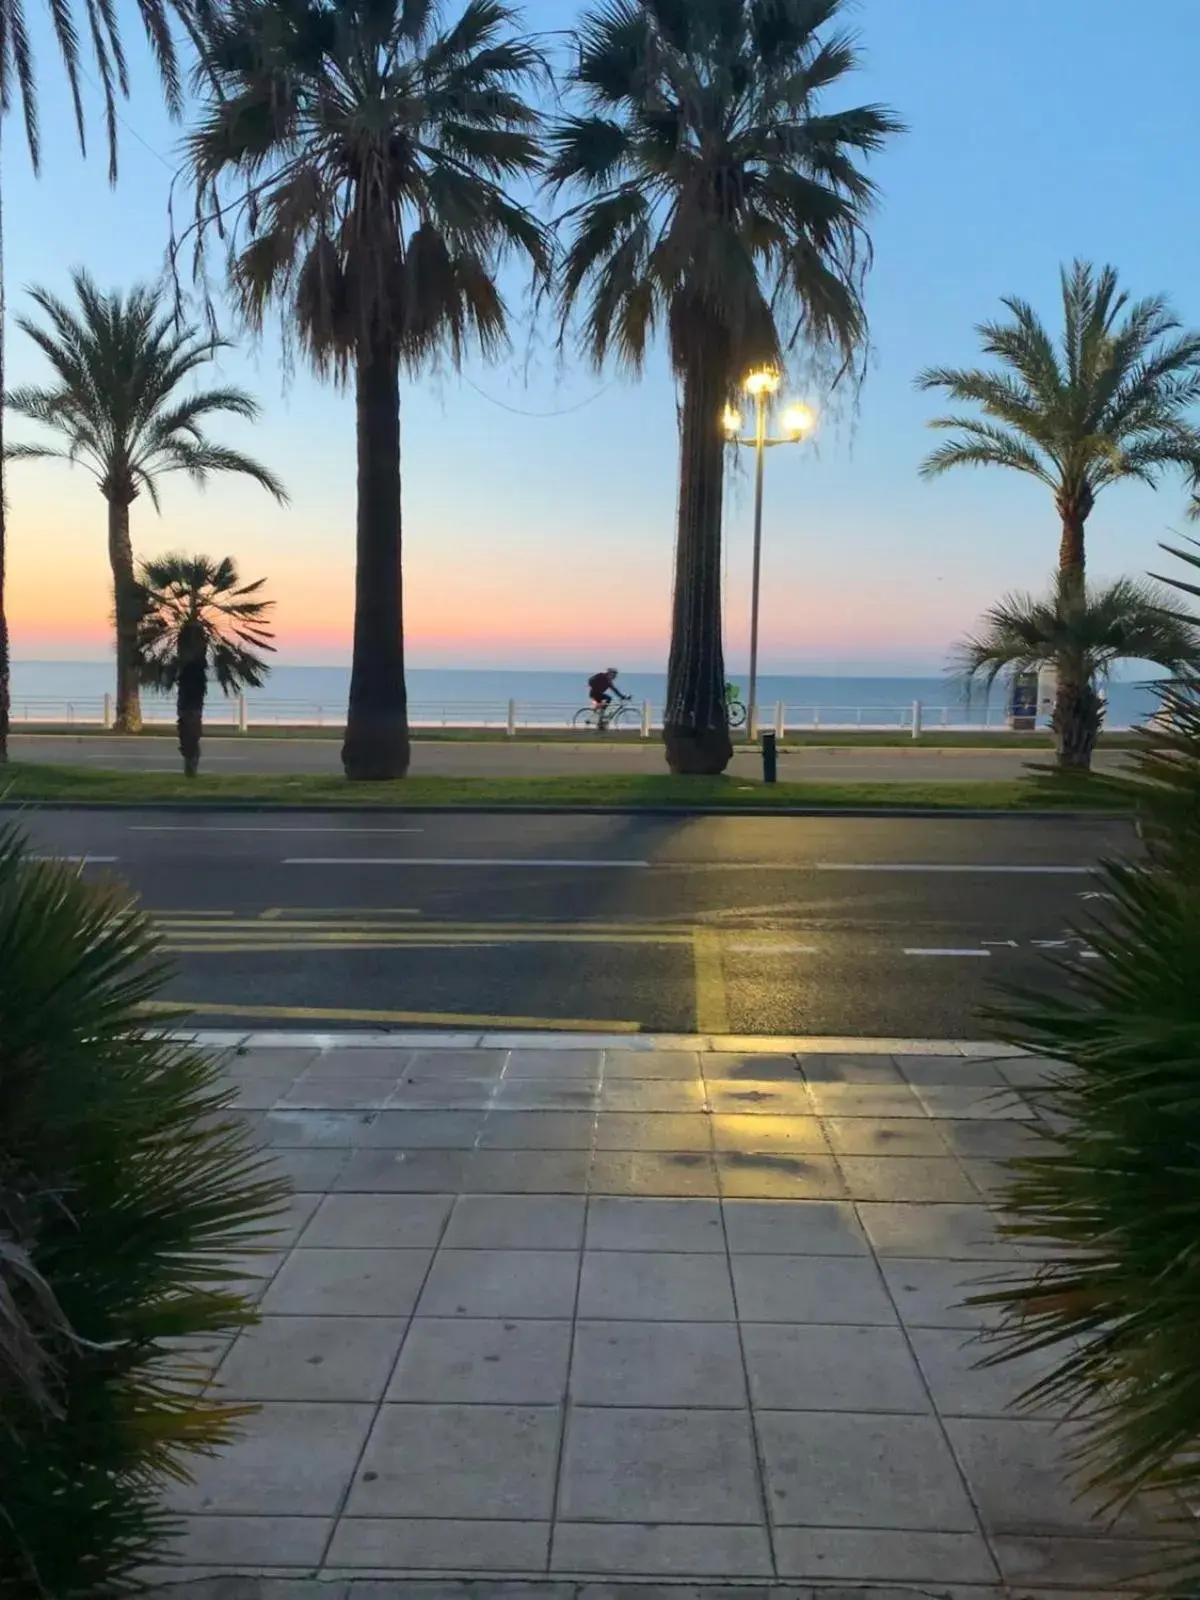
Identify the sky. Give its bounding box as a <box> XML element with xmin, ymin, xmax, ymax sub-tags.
<box><xmin>5</xmin><ymin>0</ymin><xmax>1200</xmax><ymax>675</ymax></box>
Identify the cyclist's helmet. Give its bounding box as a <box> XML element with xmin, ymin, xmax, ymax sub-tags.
<box><xmin>607</xmin><ymin>667</ymin><xmax>619</xmax><ymax>678</ymax></box>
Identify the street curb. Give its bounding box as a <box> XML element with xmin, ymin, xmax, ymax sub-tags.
<box><xmin>177</xmin><ymin>1030</ymin><xmax>1023</xmax><ymax>1056</ymax></box>
<box><xmin>0</xmin><ymin>799</ymin><xmax>1132</xmax><ymax>820</ymax></box>
<box><xmin>146</xmin><ymin>1580</ymin><xmax>983</xmax><ymax>1599</ymax></box>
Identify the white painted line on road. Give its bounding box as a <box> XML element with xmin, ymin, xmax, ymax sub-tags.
<box><xmin>27</xmin><ymin>854</ymin><xmax>119</xmax><ymax>864</ymax></box>
<box><xmin>130</xmin><ymin>825</ymin><xmax>424</xmax><ymax>834</ymax></box>
<box><xmin>282</xmin><ymin>857</ymin><xmax>651</xmax><ymax>868</ymax></box>
<box><xmin>817</xmin><ymin>862</ymin><xmax>1091</xmax><ymax>875</ymax></box>
<box><xmin>903</xmin><ymin>948</ymin><xmax>992</xmax><ymax>958</ymax></box>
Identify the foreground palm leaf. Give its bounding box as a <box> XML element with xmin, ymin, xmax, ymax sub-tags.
<box><xmin>188</xmin><ymin>0</ymin><xmax>547</xmax><ymax>780</ymax></box>
<box><xmin>974</xmin><ymin>540</ymin><xmax>1200</xmax><ymax>1586</ymax></box>
<box><xmin>0</xmin><ymin>825</ymin><xmax>289</xmax><ymax>1594</ymax></box>
<box><xmin>918</xmin><ymin>263</ymin><xmax>1200</xmax><ymax>748</ymax></box>
<box><xmin>551</xmin><ymin>0</ymin><xmax>901</xmax><ymax>774</ymax></box>
<box><xmin>6</xmin><ymin>272</ymin><xmax>285</xmax><ymax>733</ymax></box>
<box><xmin>958</xmin><ymin>574</ymin><xmax>1200</xmax><ymax>769</ymax></box>
<box><xmin>138</xmin><ymin>552</ymin><xmax>275</xmax><ymax>775</ymax></box>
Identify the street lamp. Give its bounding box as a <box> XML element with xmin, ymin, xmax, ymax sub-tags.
<box><xmin>723</xmin><ymin>371</ymin><xmax>816</xmax><ymax>739</ymax></box>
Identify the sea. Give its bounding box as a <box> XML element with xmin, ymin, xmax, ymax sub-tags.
<box><xmin>8</xmin><ymin>660</ymin><xmax>1161</xmax><ymax>730</ymax></box>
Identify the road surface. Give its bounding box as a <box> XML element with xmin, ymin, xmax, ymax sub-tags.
<box><xmin>8</xmin><ymin>732</ymin><xmax>1133</xmax><ymax>781</ymax></box>
<box><xmin>9</xmin><ymin>809</ymin><xmax>1130</xmax><ymax>1038</ymax></box>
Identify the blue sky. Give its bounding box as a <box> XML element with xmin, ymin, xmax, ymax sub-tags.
<box><xmin>6</xmin><ymin>0</ymin><xmax>1200</xmax><ymax>672</ymax></box>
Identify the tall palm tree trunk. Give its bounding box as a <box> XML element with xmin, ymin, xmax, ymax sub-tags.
<box><xmin>176</xmin><ymin>634</ymin><xmax>206</xmax><ymax>777</ymax></box>
<box><xmin>1053</xmin><ymin>504</ymin><xmax>1091</xmax><ymax>769</ymax></box>
<box><xmin>0</xmin><ymin>145</ymin><xmax>9</xmax><ymax>765</ymax></box>
<box><xmin>342</xmin><ymin>330</ymin><xmax>410</xmax><ymax>781</ymax></box>
<box><xmin>663</xmin><ymin>340</ymin><xmax>733</xmax><ymax>776</ymax></box>
<box><xmin>107</xmin><ymin>498</ymin><xmax>142</xmax><ymax>733</ymax></box>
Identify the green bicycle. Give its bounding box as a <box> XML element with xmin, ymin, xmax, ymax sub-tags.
<box><xmin>725</xmin><ymin>681</ymin><xmax>748</xmax><ymax>729</ymax></box>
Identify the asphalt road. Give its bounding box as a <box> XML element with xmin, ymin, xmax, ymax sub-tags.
<box><xmin>9</xmin><ymin>809</ymin><xmax>1131</xmax><ymax>1039</ymax></box>
<box><xmin>9</xmin><ymin>732</ymin><xmax>1133</xmax><ymax>781</ymax></box>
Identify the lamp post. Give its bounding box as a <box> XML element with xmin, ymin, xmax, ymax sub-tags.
<box><xmin>723</xmin><ymin>373</ymin><xmax>816</xmax><ymax>739</ymax></box>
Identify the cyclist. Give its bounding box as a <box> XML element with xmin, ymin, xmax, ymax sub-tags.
<box><xmin>588</xmin><ymin>667</ymin><xmax>630</xmax><ymax>714</ymax></box>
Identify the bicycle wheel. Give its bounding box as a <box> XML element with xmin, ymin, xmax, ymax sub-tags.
<box><xmin>727</xmin><ymin>699</ymin><xmax>747</xmax><ymax>730</ymax></box>
<box><xmin>573</xmin><ymin>707</ymin><xmax>599</xmax><ymax>730</ymax></box>
<box><xmin>610</xmin><ymin>701</ymin><xmax>640</xmax><ymax>730</ymax></box>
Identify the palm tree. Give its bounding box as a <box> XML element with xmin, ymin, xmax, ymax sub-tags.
<box><xmin>919</xmin><ymin>263</ymin><xmax>1200</xmax><ymax>742</ymax></box>
<box><xmin>0</xmin><ymin>0</ymin><xmax>205</xmax><ymax>762</ymax></box>
<box><xmin>137</xmin><ymin>553</ymin><xmax>274</xmax><ymax>775</ymax></box>
<box><xmin>958</xmin><ymin>574</ymin><xmax>1200</xmax><ymax>770</ymax></box>
<box><xmin>550</xmin><ymin>0</ymin><xmax>901</xmax><ymax>774</ymax></box>
<box><xmin>6</xmin><ymin>272</ymin><xmax>286</xmax><ymax>732</ymax></box>
<box><xmin>187</xmin><ymin>0</ymin><xmax>547</xmax><ymax>781</ymax></box>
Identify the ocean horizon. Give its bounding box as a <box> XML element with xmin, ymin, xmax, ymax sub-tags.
<box><xmin>8</xmin><ymin>659</ymin><xmax>1161</xmax><ymax>729</ymax></box>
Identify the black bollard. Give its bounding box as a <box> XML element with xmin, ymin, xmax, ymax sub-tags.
<box><xmin>762</xmin><ymin>729</ymin><xmax>778</xmax><ymax>784</ymax></box>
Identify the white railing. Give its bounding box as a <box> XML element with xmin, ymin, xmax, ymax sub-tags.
<box><xmin>3</xmin><ymin>693</ymin><xmax>1121</xmax><ymax>733</ymax></box>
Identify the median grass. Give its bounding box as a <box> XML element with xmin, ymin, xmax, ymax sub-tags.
<box><xmin>0</xmin><ymin>760</ymin><xmax>1135</xmax><ymax>811</ymax></box>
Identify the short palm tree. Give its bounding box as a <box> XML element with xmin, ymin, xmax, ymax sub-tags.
<box><xmin>958</xmin><ymin>574</ymin><xmax>1200</xmax><ymax>769</ymax></box>
<box><xmin>550</xmin><ymin>0</ymin><xmax>901</xmax><ymax>774</ymax></box>
<box><xmin>137</xmin><ymin>553</ymin><xmax>274</xmax><ymax>775</ymax></box>
<box><xmin>0</xmin><ymin>0</ymin><xmax>204</xmax><ymax>761</ymax></box>
<box><xmin>6</xmin><ymin>272</ymin><xmax>286</xmax><ymax>734</ymax></box>
<box><xmin>187</xmin><ymin>0</ymin><xmax>547</xmax><ymax>780</ymax></box>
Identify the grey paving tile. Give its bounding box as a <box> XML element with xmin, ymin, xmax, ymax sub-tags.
<box><xmin>579</xmin><ymin>1251</ymin><xmax>735</xmax><ymax>1321</ymax></box>
<box><xmin>800</xmin><ymin>1052</ymin><xmax>905</xmax><ymax>1084</ymax></box>
<box><xmin>216</xmin><ymin>1316</ymin><xmax>406</xmax><ymax>1401</ymax></box>
<box><xmin>910</xmin><ymin>1326</ymin><xmax>1064</xmax><ymax>1418</ymax></box>
<box><xmin>444</xmin><ymin>1195</ymin><xmax>586</xmax><ymax>1250</ymax></box>
<box><xmin>805</xmin><ymin>1083</ymin><xmax>927</xmax><ymax>1118</ymax></box>
<box><xmin>346</xmin><ymin>1403</ymin><xmax>559</xmax><ymax>1519</ymax></box>
<box><xmin>571</xmin><ymin>1320</ymin><xmax>747</xmax><ymax>1407</ymax></box>
<box><xmin>731</xmin><ymin>1256</ymin><xmax>896</xmax><ymax>1325</ymax></box>
<box><xmin>711</xmin><ymin>1116</ymin><xmax>829</xmax><ymax>1154</ymax></box>
<box><xmin>589</xmin><ymin>1151</ymin><xmax>719</xmax><ymax>1197</ymax></box>
<box><xmin>279</xmin><ymin>1077</ymin><xmax>400</xmax><ymax>1110</ymax></box>
<box><xmin>895</xmin><ymin>1055</ymin><xmax>1010</xmax><ymax>1087</ymax></box>
<box><xmin>269</xmin><ymin>1148</ymin><xmax>351</xmax><ymax>1192</ymax></box>
<box><xmin>585</xmin><ymin>1197</ymin><xmax>723</xmax><ymax>1253</ymax></box>
<box><xmin>417</xmin><ymin>1249</ymin><xmax>579</xmax><ymax>1319</ymax></box>
<box><xmin>477</xmin><ymin>1112</ymin><xmax>596</xmax><ymax>1149</ymax></box>
<box><xmin>356</xmin><ymin>1111</ymin><xmax>487</xmax><ymax>1148</ymax></box>
<box><xmin>336</xmin><ymin>1149</ymin><xmax>471</xmax><ymax>1192</ymax></box>
<box><xmin>741</xmin><ymin>1323</ymin><xmax>929</xmax><ymax>1412</ymax></box>
<box><xmin>705</xmin><ymin>1081</ymin><xmax>813</xmax><ymax>1116</ymax></box>
<box><xmin>231</xmin><ymin>1078</ymin><xmax>299</xmax><ymax>1111</ymax></box>
<box><xmin>773</xmin><ymin>1527</ymin><xmax>999</xmax><ymax>1582</ymax></box>
<box><xmin>716</xmin><ymin>1152</ymin><xmax>846</xmax><ymax>1199</ymax></box>
<box><xmin>167</xmin><ymin>1401</ymin><xmax>374</xmax><ymax>1515</ymax></box>
<box><xmin>389</xmin><ymin>1316</ymin><xmax>570</xmax><ymax>1403</ymax></box>
<box><xmin>327</xmin><ymin>1517</ymin><xmax>550</xmax><ymax>1572</ymax></box>
<box><xmin>388</xmin><ymin>1080</ymin><xmax>496</xmax><ymax>1110</ymax></box>
<box><xmin>935</xmin><ymin>1118</ymin><xmax>1045</xmax><ymax>1159</ymax></box>
<box><xmin>880</xmin><ymin>1257</ymin><xmax>1009</xmax><ymax>1329</ymax></box>
<box><xmin>998</xmin><ymin>1056</ymin><xmax>1074</xmax><ymax>1089</ymax></box>
<box><xmin>722</xmin><ymin>1199</ymin><xmax>869</xmax><ymax>1256</ymax></box>
<box><xmin>915</xmin><ymin>1085</ymin><xmax>1035</xmax><ymax>1121</ymax></box>
<box><xmin>757</xmin><ymin>1410</ymin><xmax>978</xmax><ymax>1530</ymax></box>
<box><xmin>991</xmin><ymin>1533</ymin><xmax>1184</xmax><ymax>1589</ymax></box>
<box><xmin>493</xmin><ymin>1082</ymin><xmax>599</xmax><ymax>1111</ymax></box>
<box><xmin>300</xmin><ymin>1047</ymin><xmax>414</xmax><ymax>1078</ymax></box>
<box><xmin>945</xmin><ymin>1417</ymin><xmax>1162</xmax><ymax>1537</ymax></box>
<box><xmin>302</xmin><ymin>1193</ymin><xmax>454</xmax><ymax>1249</ymax></box>
<box><xmin>229</xmin><ymin>1046</ymin><xmax>321</xmax><ymax>1078</ymax></box>
<box><xmin>260</xmin><ymin>1249</ymin><xmax>432</xmax><ymax>1316</ymax></box>
<box><xmin>165</xmin><ymin>1514</ymin><xmax>333</xmax><ymax>1568</ymax></box>
<box><xmin>558</xmin><ymin>1407</ymin><xmax>763</xmax><ymax>1523</ymax></box>
<box><xmin>596</xmin><ymin>1081</ymin><xmax>708</xmax><ymax>1112</ymax></box>
<box><xmin>593</xmin><ymin>1113</ymin><xmax>713</xmax><ymax>1151</ymax></box>
<box><xmin>602</xmin><ymin>1049</ymin><xmax>702</xmax><ymax>1080</ymax></box>
<box><xmin>224</xmin><ymin>1250</ymin><xmax>287</xmax><ymax>1306</ymax></box>
<box><xmin>857</xmin><ymin>1202</ymin><xmax>1020</xmax><ymax>1259</ymax></box>
<box><xmin>466</xmin><ymin>1151</ymin><xmax>592</xmax><ymax>1193</ymax></box>
<box><xmin>505</xmin><ymin>1048</ymin><xmax>603</xmax><ymax>1078</ymax></box>
<box><xmin>823</xmin><ymin>1116</ymin><xmax>951</xmax><ymax>1157</ymax></box>
<box><xmin>838</xmin><ymin>1156</ymin><xmax>980</xmax><ymax>1202</ymax></box>
<box><xmin>239</xmin><ymin>1190</ymin><xmax>322</xmax><ymax>1250</ymax></box>
<box><xmin>404</xmin><ymin>1049</ymin><xmax>507</xmax><ymax>1079</ymax></box>
<box><xmin>551</xmin><ymin>1522</ymin><xmax>771</xmax><ymax>1576</ymax></box>
<box><xmin>703</xmin><ymin>1052</ymin><xmax>802</xmax><ymax>1081</ymax></box>
<box><xmin>262</xmin><ymin>1110</ymin><xmax>378</xmax><ymax>1148</ymax></box>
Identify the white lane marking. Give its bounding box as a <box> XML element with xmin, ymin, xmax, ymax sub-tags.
<box><xmin>817</xmin><ymin>862</ymin><xmax>1091</xmax><ymax>875</ymax></box>
<box><xmin>27</xmin><ymin>853</ymin><xmax>119</xmax><ymax>864</ymax></box>
<box><xmin>727</xmin><ymin>941</ymin><xmax>818</xmax><ymax>953</ymax></box>
<box><xmin>904</xmin><ymin>947</ymin><xmax>992</xmax><ymax>958</ymax></box>
<box><xmin>282</xmin><ymin>857</ymin><xmax>651</xmax><ymax>868</ymax></box>
<box><xmin>130</xmin><ymin>825</ymin><xmax>423</xmax><ymax>834</ymax></box>
<box><xmin>1079</xmin><ymin>950</ymin><xmax>1102</xmax><ymax>960</ymax></box>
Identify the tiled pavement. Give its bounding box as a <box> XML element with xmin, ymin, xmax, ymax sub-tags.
<box><xmin>154</xmin><ymin>1036</ymin><xmax>1187</xmax><ymax>1597</ymax></box>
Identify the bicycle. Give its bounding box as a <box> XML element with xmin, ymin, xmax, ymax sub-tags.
<box><xmin>725</xmin><ymin>682</ymin><xmax>748</xmax><ymax>730</ymax></box>
<box><xmin>574</xmin><ymin>696</ymin><xmax>638</xmax><ymax>733</ymax></box>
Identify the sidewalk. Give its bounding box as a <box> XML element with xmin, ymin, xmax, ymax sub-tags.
<box><xmin>152</xmin><ymin>1033</ymin><xmax>1180</xmax><ymax>1597</ymax></box>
